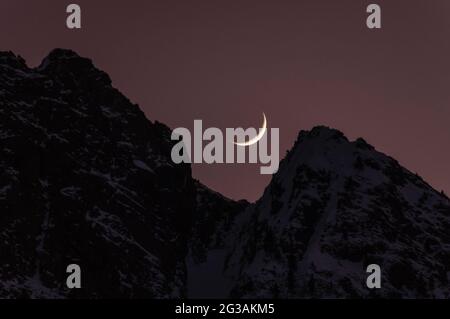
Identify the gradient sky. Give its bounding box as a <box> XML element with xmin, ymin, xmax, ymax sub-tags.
<box><xmin>1</xmin><ymin>0</ymin><xmax>449</xmax><ymax>201</ymax></box>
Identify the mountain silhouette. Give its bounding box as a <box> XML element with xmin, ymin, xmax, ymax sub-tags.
<box><xmin>0</xmin><ymin>49</ymin><xmax>195</xmax><ymax>298</ymax></box>
<box><xmin>0</xmin><ymin>49</ymin><xmax>449</xmax><ymax>298</ymax></box>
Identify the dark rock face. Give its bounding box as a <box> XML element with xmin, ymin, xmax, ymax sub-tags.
<box><xmin>186</xmin><ymin>182</ymin><xmax>248</xmax><ymax>298</ymax></box>
<box><xmin>189</xmin><ymin>181</ymin><xmax>248</xmax><ymax>263</ymax></box>
<box><xmin>225</xmin><ymin>127</ymin><xmax>450</xmax><ymax>298</ymax></box>
<box><xmin>0</xmin><ymin>49</ymin><xmax>196</xmax><ymax>298</ymax></box>
<box><xmin>1</xmin><ymin>50</ymin><xmax>449</xmax><ymax>299</ymax></box>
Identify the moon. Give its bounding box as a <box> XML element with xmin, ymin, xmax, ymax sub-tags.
<box><xmin>234</xmin><ymin>113</ymin><xmax>267</xmax><ymax>146</ymax></box>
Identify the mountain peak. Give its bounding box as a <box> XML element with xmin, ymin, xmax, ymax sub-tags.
<box><xmin>44</xmin><ymin>48</ymin><xmax>82</xmax><ymax>61</ymax></box>
<box><xmin>37</xmin><ymin>48</ymin><xmax>112</xmax><ymax>87</ymax></box>
<box><xmin>227</xmin><ymin>123</ymin><xmax>450</xmax><ymax>298</ymax></box>
<box><xmin>298</xmin><ymin>126</ymin><xmax>348</xmax><ymax>142</ymax></box>
<box><xmin>291</xmin><ymin>126</ymin><xmax>350</xmax><ymax>158</ymax></box>
<box><xmin>38</xmin><ymin>48</ymin><xmax>89</xmax><ymax>68</ymax></box>
<box><xmin>0</xmin><ymin>49</ymin><xmax>195</xmax><ymax>298</ymax></box>
<box><xmin>0</xmin><ymin>51</ymin><xmax>27</xmax><ymax>69</ymax></box>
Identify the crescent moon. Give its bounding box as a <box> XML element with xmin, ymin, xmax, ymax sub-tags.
<box><xmin>234</xmin><ymin>113</ymin><xmax>267</xmax><ymax>146</ymax></box>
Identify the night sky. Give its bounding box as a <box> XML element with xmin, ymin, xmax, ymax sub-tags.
<box><xmin>1</xmin><ymin>0</ymin><xmax>449</xmax><ymax>201</ymax></box>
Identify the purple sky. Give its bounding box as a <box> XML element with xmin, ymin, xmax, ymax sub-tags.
<box><xmin>1</xmin><ymin>0</ymin><xmax>449</xmax><ymax>201</ymax></box>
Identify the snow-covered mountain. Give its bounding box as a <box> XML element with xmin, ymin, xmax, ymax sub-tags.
<box><xmin>1</xmin><ymin>49</ymin><xmax>449</xmax><ymax>298</ymax></box>
<box><xmin>224</xmin><ymin>127</ymin><xmax>450</xmax><ymax>298</ymax></box>
<box><xmin>0</xmin><ymin>49</ymin><xmax>196</xmax><ymax>298</ymax></box>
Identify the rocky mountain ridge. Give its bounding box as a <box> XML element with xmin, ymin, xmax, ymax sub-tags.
<box><xmin>1</xmin><ymin>49</ymin><xmax>449</xmax><ymax>298</ymax></box>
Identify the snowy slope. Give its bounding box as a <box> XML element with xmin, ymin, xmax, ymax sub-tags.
<box><xmin>225</xmin><ymin>127</ymin><xmax>450</xmax><ymax>298</ymax></box>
